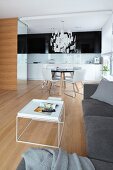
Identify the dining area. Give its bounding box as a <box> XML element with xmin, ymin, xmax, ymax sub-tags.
<box><xmin>41</xmin><ymin>66</ymin><xmax>86</xmax><ymax>97</ymax></box>
<box><xmin>27</xmin><ymin>54</ymin><xmax>102</xmax><ymax>83</ymax></box>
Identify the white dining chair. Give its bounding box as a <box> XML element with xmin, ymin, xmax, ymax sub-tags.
<box><xmin>67</xmin><ymin>66</ymin><xmax>82</xmax><ymax>79</ymax></box>
<box><xmin>46</xmin><ymin>65</ymin><xmax>61</xmax><ymax>80</ymax></box>
<box><xmin>42</xmin><ymin>68</ymin><xmax>60</xmax><ymax>94</ymax></box>
<box><xmin>64</xmin><ymin>69</ymin><xmax>86</xmax><ymax>97</ymax></box>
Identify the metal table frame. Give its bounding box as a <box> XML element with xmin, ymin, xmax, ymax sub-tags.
<box><xmin>16</xmin><ymin>99</ymin><xmax>65</xmax><ymax>148</ymax></box>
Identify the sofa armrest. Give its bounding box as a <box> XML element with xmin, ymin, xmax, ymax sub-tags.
<box><xmin>84</xmin><ymin>83</ymin><xmax>99</xmax><ymax>99</ymax></box>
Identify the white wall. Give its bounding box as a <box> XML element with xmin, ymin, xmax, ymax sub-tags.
<box><xmin>112</xmin><ymin>29</ymin><xmax>113</xmax><ymax>52</ymax></box>
<box><xmin>18</xmin><ymin>20</ymin><xmax>27</xmax><ymax>34</ymax></box>
<box><xmin>102</xmin><ymin>15</ymin><xmax>113</xmax><ymax>54</ymax></box>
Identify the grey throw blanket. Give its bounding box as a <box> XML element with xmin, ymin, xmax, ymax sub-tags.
<box><xmin>22</xmin><ymin>148</ymin><xmax>95</xmax><ymax>170</ymax></box>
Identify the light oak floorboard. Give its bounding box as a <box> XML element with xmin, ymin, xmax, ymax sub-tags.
<box><xmin>0</xmin><ymin>80</ymin><xmax>86</xmax><ymax>170</ymax></box>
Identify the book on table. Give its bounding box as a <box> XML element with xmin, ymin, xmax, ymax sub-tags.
<box><xmin>34</xmin><ymin>102</ymin><xmax>58</xmax><ymax>114</ymax></box>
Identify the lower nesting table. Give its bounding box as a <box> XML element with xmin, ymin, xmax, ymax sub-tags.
<box><xmin>16</xmin><ymin>99</ymin><xmax>65</xmax><ymax>148</ymax></box>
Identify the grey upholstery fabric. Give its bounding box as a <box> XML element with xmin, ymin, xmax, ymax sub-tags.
<box><xmin>91</xmin><ymin>159</ymin><xmax>113</xmax><ymax>170</ymax></box>
<box><xmin>84</xmin><ymin>116</ymin><xmax>113</xmax><ymax>162</ymax></box>
<box><xmin>84</xmin><ymin>83</ymin><xmax>98</xmax><ymax>99</ymax></box>
<box><xmin>91</xmin><ymin>79</ymin><xmax>113</xmax><ymax>106</ymax></box>
<box><xmin>17</xmin><ymin>149</ymin><xmax>95</xmax><ymax>170</ymax></box>
<box><xmin>82</xmin><ymin>83</ymin><xmax>113</xmax><ymax>169</ymax></box>
<box><xmin>85</xmin><ymin>116</ymin><xmax>113</xmax><ymax>162</ymax></box>
<box><xmin>16</xmin><ymin>158</ymin><xmax>25</xmax><ymax>170</ymax></box>
<box><xmin>17</xmin><ymin>158</ymin><xmax>113</xmax><ymax>170</ymax></box>
<box><xmin>82</xmin><ymin>99</ymin><xmax>113</xmax><ymax>117</ymax></box>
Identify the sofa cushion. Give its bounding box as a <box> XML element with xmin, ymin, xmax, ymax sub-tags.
<box><xmin>84</xmin><ymin>83</ymin><xmax>98</xmax><ymax>99</ymax></box>
<box><xmin>84</xmin><ymin>116</ymin><xmax>113</xmax><ymax>163</ymax></box>
<box><xmin>91</xmin><ymin>159</ymin><xmax>113</xmax><ymax>170</ymax></box>
<box><xmin>82</xmin><ymin>99</ymin><xmax>113</xmax><ymax>117</ymax></box>
<box><xmin>91</xmin><ymin>79</ymin><xmax>113</xmax><ymax>106</ymax></box>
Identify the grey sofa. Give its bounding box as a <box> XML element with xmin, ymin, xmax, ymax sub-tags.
<box><xmin>82</xmin><ymin>83</ymin><xmax>113</xmax><ymax>170</ymax></box>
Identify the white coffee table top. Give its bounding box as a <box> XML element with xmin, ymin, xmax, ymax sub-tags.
<box><xmin>17</xmin><ymin>99</ymin><xmax>64</xmax><ymax>122</ymax></box>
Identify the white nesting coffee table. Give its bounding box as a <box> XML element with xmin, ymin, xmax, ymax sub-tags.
<box><xmin>16</xmin><ymin>99</ymin><xmax>65</xmax><ymax>148</ymax></box>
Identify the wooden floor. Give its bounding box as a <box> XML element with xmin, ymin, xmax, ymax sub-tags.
<box><xmin>0</xmin><ymin>80</ymin><xmax>86</xmax><ymax>170</ymax></box>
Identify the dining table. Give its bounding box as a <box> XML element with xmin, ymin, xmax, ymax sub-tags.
<box><xmin>51</xmin><ymin>68</ymin><xmax>74</xmax><ymax>95</ymax></box>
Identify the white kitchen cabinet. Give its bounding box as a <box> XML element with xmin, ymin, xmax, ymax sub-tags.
<box><xmin>27</xmin><ymin>63</ymin><xmax>102</xmax><ymax>81</ymax></box>
<box><xmin>27</xmin><ymin>64</ymin><xmax>43</xmax><ymax>80</ymax></box>
<box><xmin>81</xmin><ymin>65</ymin><xmax>95</xmax><ymax>81</ymax></box>
<box><xmin>81</xmin><ymin>64</ymin><xmax>102</xmax><ymax>81</ymax></box>
<box><xmin>17</xmin><ymin>54</ymin><xmax>27</xmax><ymax>80</ymax></box>
<box><xmin>95</xmin><ymin>65</ymin><xmax>102</xmax><ymax>80</ymax></box>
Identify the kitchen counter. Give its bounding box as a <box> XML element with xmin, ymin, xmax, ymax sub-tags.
<box><xmin>27</xmin><ymin>63</ymin><xmax>102</xmax><ymax>81</ymax></box>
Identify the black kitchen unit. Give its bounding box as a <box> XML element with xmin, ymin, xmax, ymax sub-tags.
<box><xmin>18</xmin><ymin>31</ymin><xmax>101</xmax><ymax>54</ymax></box>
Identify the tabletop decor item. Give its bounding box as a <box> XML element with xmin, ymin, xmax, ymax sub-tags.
<box><xmin>102</xmin><ymin>65</ymin><xmax>109</xmax><ymax>76</ymax></box>
<box><xmin>34</xmin><ymin>102</ymin><xmax>57</xmax><ymax>113</ymax></box>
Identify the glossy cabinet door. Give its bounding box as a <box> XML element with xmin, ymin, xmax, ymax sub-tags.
<box><xmin>82</xmin><ymin>64</ymin><xmax>102</xmax><ymax>81</ymax></box>
<box><xmin>27</xmin><ymin>64</ymin><xmax>43</xmax><ymax>80</ymax></box>
<box><xmin>17</xmin><ymin>54</ymin><xmax>27</xmax><ymax>80</ymax></box>
<box><xmin>27</xmin><ymin>64</ymin><xmax>102</xmax><ymax>81</ymax></box>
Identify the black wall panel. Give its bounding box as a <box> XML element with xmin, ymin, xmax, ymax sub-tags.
<box><xmin>18</xmin><ymin>32</ymin><xmax>101</xmax><ymax>54</ymax></box>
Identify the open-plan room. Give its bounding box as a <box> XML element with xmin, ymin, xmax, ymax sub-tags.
<box><xmin>0</xmin><ymin>0</ymin><xmax>113</xmax><ymax>169</ymax></box>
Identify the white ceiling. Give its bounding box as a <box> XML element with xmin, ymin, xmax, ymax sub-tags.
<box><xmin>0</xmin><ymin>0</ymin><xmax>113</xmax><ymax>33</ymax></box>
